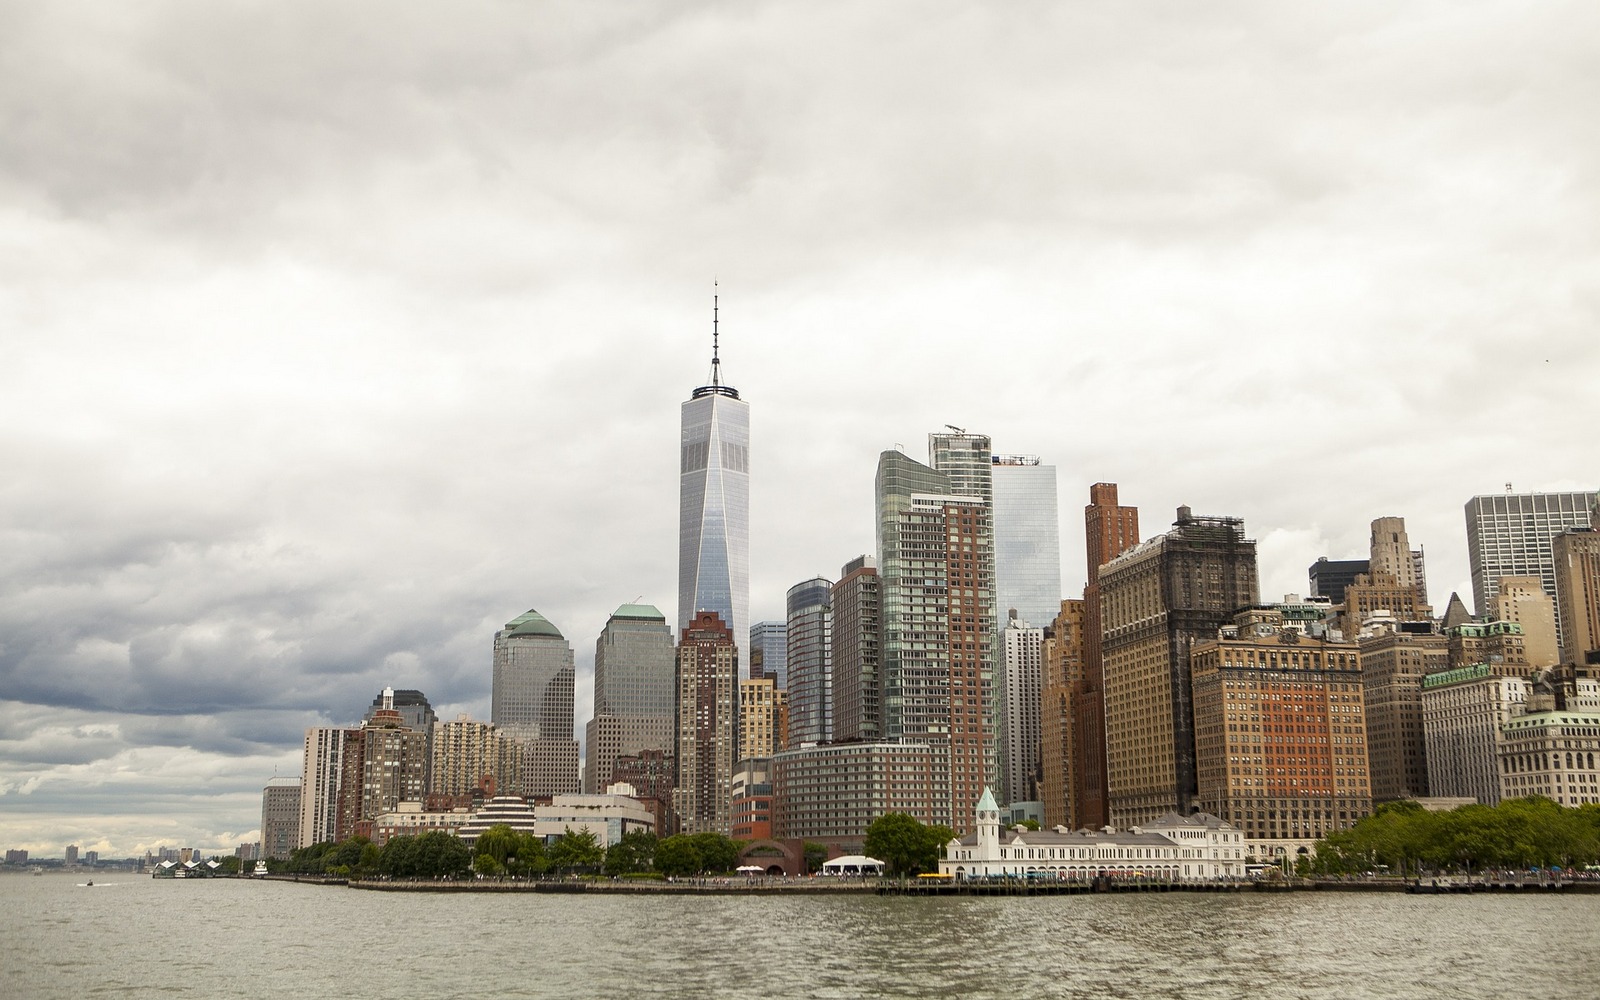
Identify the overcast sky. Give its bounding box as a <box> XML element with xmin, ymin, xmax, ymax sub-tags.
<box><xmin>3</xmin><ymin>1</ymin><xmax>1596</xmax><ymax>858</ymax></box>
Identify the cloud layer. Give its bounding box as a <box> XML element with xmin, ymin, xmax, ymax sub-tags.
<box><xmin>3</xmin><ymin>1</ymin><xmax>1597</xmax><ymax>855</ymax></box>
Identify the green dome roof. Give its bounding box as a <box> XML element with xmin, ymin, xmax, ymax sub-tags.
<box><xmin>504</xmin><ymin>608</ymin><xmax>563</xmax><ymax>639</ymax></box>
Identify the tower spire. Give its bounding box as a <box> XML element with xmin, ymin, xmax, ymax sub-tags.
<box><xmin>711</xmin><ymin>279</ymin><xmax>721</xmax><ymax>387</ymax></box>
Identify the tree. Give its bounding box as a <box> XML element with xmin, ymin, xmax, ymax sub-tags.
<box><xmin>549</xmin><ymin>827</ymin><xmax>604</xmax><ymax>872</ymax></box>
<box><xmin>653</xmin><ymin>835</ymin><xmax>703</xmax><ymax>877</ymax></box>
<box><xmin>864</xmin><ymin>813</ymin><xmax>949</xmax><ymax>876</ymax></box>
<box><xmin>802</xmin><ymin>842</ymin><xmax>828</xmax><ymax>875</ymax></box>
<box><xmin>474</xmin><ymin>853</ymin><xmax>503</xmax><ymax>877</ymax></box>
<box><xmin>603</xmin><ymin>829</ymin><xmax>657</xmax><ymax>876</ymax></box>
<box><xmin>1018</xmin><ymin>819</ymin><xmax>1041</xmax><ymax>831</ymax></box>
<box><xmin>689</xmin><ymin>832</ymin><xmax>741</xmax><ymax>874</ymax></box>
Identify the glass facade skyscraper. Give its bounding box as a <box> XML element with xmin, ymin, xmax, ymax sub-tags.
<box><xmin>786</xmin><ymin>577</ymin><xmax>833</xmax><ymax>745</ymax></box>
<box><xmin>992</xmin><ymin>455</ymin><xmax>1062</xmax><ymax>628</ymax></box>
<box><xmin>1465</xmin><ymin>490</ymin><xmax>1598</xmax><ymax>649</ymax></box>
<box><xmin>679</xmin><ymin>315</ymin><xmax>750</xmax><ymax>674</ymax></box>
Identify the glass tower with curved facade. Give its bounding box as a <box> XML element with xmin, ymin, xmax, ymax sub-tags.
<box><xmin>678</xmin><ymin>308</ymin><xmax>750</xmax><ymax>674</ymax></box>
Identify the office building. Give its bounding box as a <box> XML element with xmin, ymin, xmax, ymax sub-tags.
<box><xmin>830</xmin><ymin>555</ymin><xmax>881</xmax><ymax>743</ymax></box>
<box><xmin>1191</xmin><ymin>609</ymin><xmax>1371</xmax><ymax>858</ymax></box>
<box><xmin>1489</xmin><ymin>576</ymin><xmax>1560</xmax><ymax>668</ymax></box>
<box><xmin>748</xmin><ymin>621</ymin><xmax>787</xmax><ymax>686</ymax></box>
<box><xmin>1368</xmin><ymin>516</ymin><xmax>1428</xmax><ymax>608</ymax></box>
<box><xmin>584</xmin><ymin>603</ymin><xmax>676</xmax><ymax>793</ymax></box>
<box><xmin>679</xmin><ymin>299</ymin><xmax>750</xmax><ymax>674</ymax></box>
<box><xmin>1100</xmin><ymin>506</ymin><xmax>1259</xmax><ymax>826</ymax></box>
<box><xmin>1077</xmin><ymin>482</ymin><xmax>1141</xmax><ymax>829</ymax></box>
<box><xmin>1421</xmin><ymin>665</ymin><xmax>1529</xmax><ymax>805</ymax></box>
<box><xmin>1359</xmin><ymin>625</ymin><xmax>1446</xmax><ymax>802</ymax></box>
<box><xmin>491</xmin><ymin>608</ymin><xmax>580</xmax><ymax>796</ymax></box>
<box><xmin>1554</xmin><ymin>508</ymin><xmax>1600</xmax><ymax>665</ymax></box>
<box><xmin>674</xmin><ymin>611</ymin><xmax>738</xmax><ymax>835</ymax></box>
<box><xmin>731</xmin><ymin>758</ymin><xmax>774</xmax><ymax>842</ymax></box>
<box><xmin>1000</xmin><ymin>612</ymin><xmax>1044</xmax><ymax>806</ymax></box>
<box><xmin>992</xmin><ymin>454</ymin><xmax>1062</xmax><ymax>628</ymax></box>
<box><xmin>1446</xmin><ymin>620</ymin><xmax>1529</xmax><ymax>673</ymax></box>
<box><xmin>786</xmin><ymin>576</ymin><xmax>833</xmax><ymax>746</ymax></box>
<box><xmin>1039</xmin><ymin>599</ymin><xmax>1086</xmax><ymax>829</ymax></box>
<box><xmin>876</xmin><ymin>446</ymin><xmax>993</xmax><ymax>828</ymax></box>
<box><xmin>771</xmin><ymin>741</ymin><xmax>944</xmax><ymax>850</ymax></box>
<box><xmin>1340</xmin><ymin>571</ymin><xmax>1431</xmax><ymax>637</ymax></box>
<box><xmin>260</xmin><ymin>779</ymin><xmax>301</xmax><ymax>861</ymax></box>
<box><xmin>1465</xmin><ymin>489</ymin><xmax>1598</xmax><ymax>650</ymax></box>
<box><xmin>1501</xmin><ymin>708</ymin><xmax>1600</xmax><ymax>807</ymax></box>
<box><xmin>1308</xmin><ymin>557</ymin><xmax>1369</xmax><ymax>606</ymax></box>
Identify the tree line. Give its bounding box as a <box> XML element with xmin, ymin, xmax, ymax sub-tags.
<box><xmin>1312</xmin><ymin>797</ymin><xmax>1600</xmax><ymax>876</ymax></box>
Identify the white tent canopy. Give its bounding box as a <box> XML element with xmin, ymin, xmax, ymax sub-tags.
<box><xmin>821</xmin><ymin>855</ymin><xmax>885</xmax><ymax>875</ymax></box>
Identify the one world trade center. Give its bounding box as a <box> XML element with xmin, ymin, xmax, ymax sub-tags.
<box><xmin>678</xmin><ymin>293</ymin><xmax>749</xmax><ymax>673</ymax></box>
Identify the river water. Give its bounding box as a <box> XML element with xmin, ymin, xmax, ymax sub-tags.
<box><xmin>4</xmin><ymin>875</ymin><xmax>1597</xmax><ymax>999</ymax></box>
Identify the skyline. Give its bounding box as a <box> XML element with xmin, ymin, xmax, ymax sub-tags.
<box><xmin>4</xmin><ymin>2</ymin><xmax>1599</xmax><ymax>856</ymax></box>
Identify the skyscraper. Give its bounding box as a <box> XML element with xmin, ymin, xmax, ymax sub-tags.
<box><xmin>1369</xmin><ymin>516</ymin><xmax>1428</xmax><ymax>608</ymax></box>
<box><xmin>1039</xmin><ymin>598</ymin><xmax>1086</xmax><ymax>828</ymax></box>
<box><xmin>1100</xmin><ymin>506</ymin><xmax>1258</xmax><ymax>826</ymax></box>
<box><xmin>1000</xmin><ymin>611</ymin><xmax>1044</xmax><ymax>806</ymax></box>
<box><xmin>1076</xmin><ymin>482</ymin><xmax>1140</xmax><ymax>829</ymax></box>
<box><xmin>491</xmin><ymin>608</ymin><xmax>580</xmax><ymax>796</ymax></box>
<box><xmin>875</xmin><ymin>446</ymin><xmax>994</xmax><ymax>828</ymax></box>
<box><xmin>298</xmin><ymin>727</ymin><xmax>347</xmax><ymax>848</ymax></box>
<box><xmin>674</xmin><ymin>611</ymin><xmax>738</xmax><ymax>834</ymax></box>
<box><xmin>261</xmin><ymin>778</ymin><xmax>302</xmax><ymax>861</ymax></box>
<box><xmin>679</xmin><ymin>296</ymin><xmax>750</xmax><ymax>675</ymax></box>
<box><xmin>748</xmin><ymin>621</ymin><xmax>787</xmax><ymax>687</ymax></box>
<box><xmin>830</xmin><ymin>555</ymin><xmax>881</xmax><ymax>743</ymax></box>
<box><xmin>1465</xmin><ymin>489</ymin><xmax>1598</xmax><ymax>649</ymax></box>
<box><xmin>992</xmin><ymin>455</ymin><xmax>1062</xmax><ymax>628</ymax></box>
<box><xmin>1554</xmin><ymin>503</ymin><xmax>1600</xmax><ymax>665</ymax></box>
<box><xmin>584</xmin><ymin>603</ymin><xmax>676</xmax><ymax>793</ymax></box>
<box><xmin>786</xmin><ymin>576</ymin><xmax>833</xmax><ymax>746</ymax></box>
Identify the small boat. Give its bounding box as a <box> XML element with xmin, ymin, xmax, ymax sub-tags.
<box><xmin>86</xmin><ymin>880</ymin><xmax>94</xmax><ymax>886</ymax></box>
<box><xmin>253</xmin><ymin>860</ymin><xmax>269</xmax><ymax>876</ymax></box>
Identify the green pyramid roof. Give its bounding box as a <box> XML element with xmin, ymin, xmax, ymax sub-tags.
<box><xmin>612</xmin><ymin>603</ymin><xmax>665</xmax><ymax>621</ymax></box>
<box><xmin>977</xmin><ymin>786</ymin><xmax>998</xmax><ymax>813</ymax></box>
<box><xmin>504</xmin><ymin>608</ymin><xmax>563</xmax><ymax>639</ymax></box>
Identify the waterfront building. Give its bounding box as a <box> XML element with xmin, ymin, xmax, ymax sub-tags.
<box><xmin>455</xmin><ymin>795</ymin><xmax>541</xmax><ymax>846</ymax></box>
<box><xmin>583</xmin><ymin>603</ymin><xmax>676</xmax><ymax>794</ymax></box>
<box><xmin>1421</xmin><ymin>665</ymin><xmax>1529</xmax><ymax>805</ymax></box>
<box><xmin>876</xmin><ymin>445</ymin><xmax>994</xmax><ymax>827</ymax></box>
<box><xmin>991</xmin><ymin>454</ymin><xmax>1062</xmax><ymax>629</ymax></box>
<box><xmin>830</xmin><ymin>555</ymin><xmax>881</xmax><ymax>743</ymax></box>
<box><xmin>748</xmin><ymin>621</ymin><xmax>788</xmax><ymax>686</ymax></box>
<box><xmin>65</xmin><ymin>845</ymin><xmax>79</xmax><ymax>866</ymax></box>
<box><xmin>1077</xmin><ymin>482</ymin><xmax>1141</xmax><ymax>829</ymax></box>
<box><xmin>338</xmin><ymin>689</ymin><xmax>429</xmax><ymax>840</ymax></box>
<box><xmin>368</xmin><ymin>802</ymin><xmax>474</xmax><ymax>847</ymax></box>
<box><xmin>432</xmin><ymin>715</ymin><xmax>523</xmax><ymax>799</ymax></box>
<box><xmin>533</xmin><ymin>791</ymin><xmax>656</xmax><ymax>848</ymax></box>
<box><xmin>492</xmin><ymin>608</ymin><xmax>580</xmax><ymax>797</ymax></box>
<box><xmin>679</xmin><ymin>300</ymin><xmax>750</xmax><ymax>675</ymax></box>
<box><xmin>260</xmin><ymin>779</ymin><xmax>301</xmax><ymax>861</ymax></box>
<box><xmin>1465</xmin><ymin>489</ymin><xmax>1598</xmax><ymax>650</ymax></box>
<box><xmin>1039</xmin><ymin>599</ymin><xmax>1086</xmax><ymax>829</ymax></box>
<box><xmin>1554</xmin><ymin>508</ymin><xmax>1600</xmax><ymax>665</ymax></box>
<box><xmin>298</xmin><ymin>727</ymin><xmax>347</xmax><ymax>848</ymax></box>
<box><xmin>1099</xmin><ymin>507</ymin><xmax>1259</xmax><ymax>826</ymax></box>
<box><xmin>786</xmin><ymin>576</ymin><xmax>833</xmax><ymax>746</ymax></box>
<box><xmin>611</xmin><ymin>748</ymin><xmax>675</xmax><ymax>835</ymax></box>
<box><xmin>1488</xmin><ymin>576</ymin><xmax>1560</xmax><ymax>668</ymax></box>
<box><xmin>674</xmin><ymin>611</ymin><xmax>738</xmax><ymax>835</ymax></box>
<box><xmin>740</xmin><ymin>675</ymin><xmax>786</xmax><ymax>758</ymax></box>
<box><xmin>1190</xmin><ymin>609</ymin><xmax>1371</xmax><ymax>860</ymax></box>
<box><xmin>362</xmin><ymin>689</ymin><xmax>438</xmax><ymax>788</ymax></box>
<box><xmin>771</xmin><ymin>741</ymin><xmax>944</xmax><ymax>850</ymax></box>
<box><xmin>1308</xmin><ymin>557</ymin><xmax>1368</xmax><ymax>606</ymax></box>
<box><xmin>1000</xmin><ymin>612</ymin><xmax>1044</xmax><ymax>806</ymax></box>
<box><xmin>940</xmin><ymin>787</ymin><xmax>1246</xmax><ymax>881</ymax></box>
<box><xmin>1359</xmin><ymin>625</ymin><xmax>1446</xmax><ymax>802</ymax></box>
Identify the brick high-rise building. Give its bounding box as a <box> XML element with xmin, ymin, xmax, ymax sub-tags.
<box><xmin>1038</xmin><ymin>598</ymin><xmax>1086</xmax><ymax>829</ymax></box>
<box><xmin>673</xmin><ymin>611</ymin><xmax>738</xmax><ymax>835</ymax></box>
<box><xmin>584</xmin><ymin>603</ymin><xmax>675</xmax><ymax>794</ymax></box>
<box><xmin>1076</xmin><ymin>483</ymin><xmax>1140</xmax><ymax>829</ymax></box>
<box><xmin>830</xmin><ymin>555</ymin><xmax>881</xmax><ymax>743</ymax></box>
<box><xmin>1191</xmin><ymin>608</ymin><xmax>1371</xmax><ymax>857</ymax></box>
<box><xmin>1100</xmin><ymin>506</ymin><xmax>1258</xmax><ymax>826</ymax></box>
<box><xmin>1340</xmin><ymin>571</ymin><xmax>1431</xmax><ymax>637</ymax></box>
<box><xmin>1359</xmin><ymin>625</ymin><xmax>1446</xmax><ymax>803</ymax></box>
